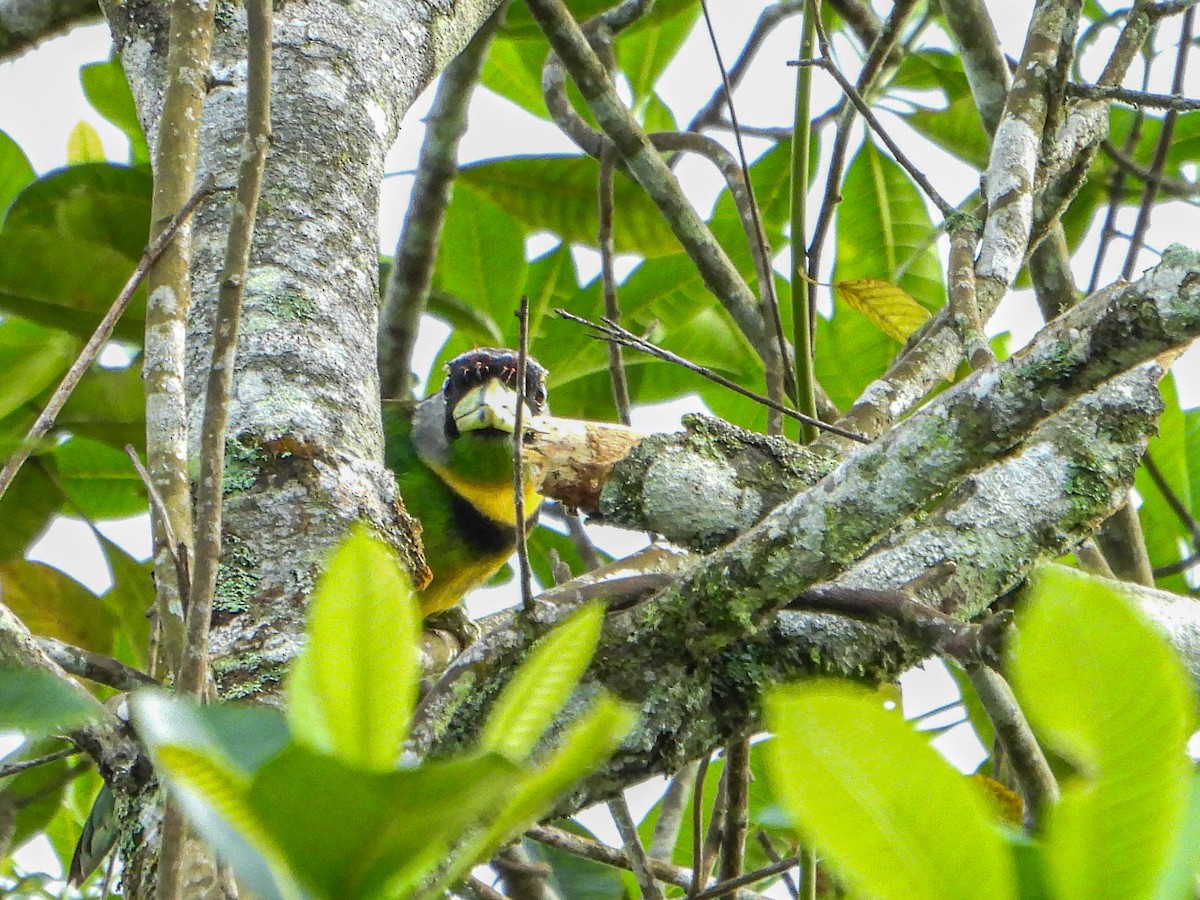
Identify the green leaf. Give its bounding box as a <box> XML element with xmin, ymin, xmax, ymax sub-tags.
<box><xmin>248</xmin><ymin>745</ymin><xmax>520</xmax><ymax>899</ymax></box>
<box><xmin>813</xmin><ymin>302</ymin><xmax>897</xmax><ymax>410</ymax></box>
<box><xmin>615</xmin><ymin>0</ymin><xmax>699</xmax><ymax>102</ymax></box>
<box><xmin>80</xmin><ymin>57</ymin><xmax>150</xmax><ymax>164</ymax></box>
<box><xmin>481</xmin><ymin>36</ymin><xmax>551</xmax><ymax>119</ymax></box>
<box><xmin>458</xmin><ymin>155</ymin><xmax>682</xmax><ymax>257</ymax></box>
<box><xmin>58</xmin><ymin>360</ymin><xmax>146</xmax><ymax>452</ymax></box>
<box><xmin>834</xmin><ymin>139</ymin><xmax>945</xmax><ymax>312</ymax></box>
<box><xmin>0</xmin><ymin>560</ymin><xmax>117</xmax><ymax>654</ymax></box>
<box><xmin>51</xmin><ymin>436</ymin><xmax>146</xmax><ymax>519</ymax></box>
<box><xmin>1009</xmin><ymin>564</ymin><xmax>1195</xmax><ymax>900</ymax></box>
<box><xmin>1154</xmin><ymin>771</ymin><xmax>1200</xmax><ymax>900</ymax></box>
<box><xmin>434</xmin><ymin>695</ymin><xmax>637</xmax><ymax>895</ymax></box>
<box><xmin>0</xmin><ymin>130</ymin><xmax>36</xmax><ymax>221</ymax></box>
<box><xmin>480</xmin><ymin>602</ymin><xmax>605</xmax><ymax>761</ymax></box>
<box><xmin>285</xmin><ymin>527</ymin><xmax>421</xmax><ymax>771</ymax></box>
<box><xmin>764</xmin><ymin>680</ymin><xmax>1016</xmax><ymax>900</ymax></box>
<box><xmin>67</xmin><ymin>122</ymin><xmax>107</xmax><ymax>165</ymax></box>
<box><xmin>98</xmin><ymin>537</ymin><xmax>153</xmax><ymax>669</ymax></box>
<box><xmin>641</xmin><ymin>93</ymin><xmax>677</xmax><ymax>133</ymax></box>
<box><xmin>432</xmin><ymin>183</ymin><xmax>527</xmax><ymax>325</ymax></box>
<box><xmin>0</xmin><ymin>668</ymin><xmax>103</xmax><ymax>735</ymax></box>
<box><xmin>154</xmin><ymin>743</ymin><xmax>299</xmax><ymax>900</ymax></box>
<box><xmin>0</xmin><ymin>163</ymin><xmax>151</xmax><ymax>341</ymax></box>
<box><xmin>0</xmin><ymin>316</ymin><xmax>78</xmax><ymax>421</ymax></box>
<box><xmin>0</xmin><ymin>739</ymin><xmax>82</xmax><ymax>852</ymax></box>
<box><xmin>0</xmin><ymin>463</ymin><xmax>62</xmax><ymax>561</ymax></box>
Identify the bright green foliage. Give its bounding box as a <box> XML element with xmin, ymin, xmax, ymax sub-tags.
<box><xmin>479</xmin><ymin>602</ymin><xmax>605</xmax><ymax>760</ymax></box>
<box><xmin>79</xmin><ymin>56</ymin><xmax>151</xmax><ymax>164</ymax></box>
<box><xmin>286</xmin><ymin>527</ymin><xmax>422</xmax><ymax>772</ymax></box>
<box><xmin>128</xmin><ymin>529</ymin><xmax>633</xmax><ymax>899</ymax></box>
<box><xmin>0</xmin><ymin>669</ymin><xmax>103</xmax><ymax>737</ymax></box>
<box><xmin>764</xmin><ymin>681</ymin><xmax>1016</xmax><ymax>900</ymax></box>
<box><xmin>763</xmin><ymin>566</ymin><xmax>1200</xmax><ymax>900</ymax></box>
<box><xmin>1010</xmin><ymin>565</ymin><xmax>1196</xmax><ymax>900</ymax></box>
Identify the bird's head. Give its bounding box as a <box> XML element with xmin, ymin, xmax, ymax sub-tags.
<box><xmin>442</xmin><ymin>348</ymin><xmax>549</xmax><ymax>440</ymax></box>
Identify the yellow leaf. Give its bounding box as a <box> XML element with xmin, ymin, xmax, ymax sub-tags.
<box><xmin>67</xmin><ymin>121</ymin><xmax>106</xmax><ymax>164</ymax></box>
<box><xmin>835</xmin><ymin>278</ymin><xmax>931</xmax><ymax>342</ymax></box>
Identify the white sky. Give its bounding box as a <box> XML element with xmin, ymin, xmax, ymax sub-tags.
<box><xmin>2</xmin><ymin>0</ymin><xmax>1198</xmax><ymax>886</ymax></box>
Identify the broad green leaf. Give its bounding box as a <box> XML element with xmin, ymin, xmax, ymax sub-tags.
<box><xmin>0</xmin><ymin>164</ymin><xmax>152</xmax><ymax>340</ymax></box>
<box><xmin>1187</xmin><ymin>406</ymin><xmax>1200</xmax><ymax>515</ymax></box>
<box><xmin>0</xmin><ymin>560</ymin><xmax>117</xmax><ymax>654</ymax></box>
<box><xmin>834</xmin><ymin>139</ymin><xmax>945</xmax><ymax>311</ymax></box>
<box><xmin>98</xmin><ymin>537</ymin><xmax>153</xmax><ymax>669</ymax></box>
<box><xmin>0</xmin><ymin>315</ymin><xmax>78</xmax><ymax>420</ymax></box>
<box><xmin>834</xmin><ymin>278</ymin><xmax>931</xmax><ymax>342</ymax></box>
<box><xmin>4</xmin><ymin>163</ymin><xmax>152</xmax><ymax>260</ymax></box>
<box><xmin>425</xmin><ymin>289</ymin><xmax>504</xmax><ymax>346</ymax></box>
<box><xmin>80</xmin><ymin>57</ymin><xmax>150</xmax><ymax>164</ymax></box>
<box><xmin>1009</xmin><ymin>564</ymin><xmax>1195</xmax><ymax>900</ymax></box>
<box><xmin>480</xmin><ymin>602</ymin><xmax>605</xmax><ymax>761</ymax></box>
<box><xmin>641</xmin><ymin>92</ymin><xmax>677</xmax><ymax>133</ymax></box>
<box><xmin>1154</xmin><ymin>771</ymin><xmax>1200</xmax><ymax>900</ymax></box>
<box><xmin>458</xmin><ymin>155</ymin><xmax>681</xmax><ymax>257</ymax></box>
<box><xmin>813</xmin><ymin>302</ymin><xmax>897</xmax><ymax>410</ymax></box>
<box><xmin>501</xmin><ymin>0</ymin><xmax>616</xmax><ymax>37</ymax></box>
<box><xmin>51</xmin><ymin>436</ymin><xmax>147</xmax><ymax>519</ymax></box>
<box><xmin>433</xmin><ymin>695</ymin><xmax>637</xmax><ymax>896</ymax></box>
<box><xmin>0</xmin><ymin>668</ymin><xmax>103</xmax><ymax>735</ymax></box>
<box><xmin>1135</xmin><ymin>375</ymin><xmax>1192</xmax><ymax>592</ymax></box>
<box><xmin>58</xmin><ymin>360</ymin><xmax>146</xmax><ymax>451</ymax></box>
<box><xmin>0</xmin><ymin>130</ymin><xmax>36</xmax><ymax>220</ymax></box>
<box><xmin>615</xmin><ymin>0</ymin><xmax>699</xmax><ymax>102</ymax></box>
<box><xmin>432</xmin><ymin>183</ymin><xmax>527</xmax><ymax>326</ymax></box>
<box><xmin>154</xmin><ymin>744</ymin><xmax>298</xmax><ymax>900</ymax></box>
<box><xmin>0</xmin><ymin>739</ymin><xmax>82</xmax><ymax>852</ymax></box>
<box><xmin>130</xmin><ymin>691</ymin><xmax>290</xmax><ymax>778</ymax></box>
<box><xmin>0</xmin><ymin>463</ymin><xmax>62</xmax><ymax>561</ymax></box>
<box><xmin>481</xmin><ymin>36</ymin><xmax>551</xmax><ymax>118</ymax></box>
<box><xmin>248</xmin><ymin>745</ymin><xmax>519</xmax><ymax>899</ymax></box>
<box><xmin>285</xmin><ymin>528</ymin><xmax>421</xmax><ymax>771</ymax></box>
<box><xmin>764</xmin><ymin>680</ymin><xmax>1016</xmax><ymax>900</ymax></box>
<box><xmin>67</xmin><ymin>122</ymin><xmax>106</xmax><ymax>165</ymax></box>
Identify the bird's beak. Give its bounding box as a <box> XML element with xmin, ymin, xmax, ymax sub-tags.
<box><xmin>452</xmin><ymin>378</ymin><xmax>536</xmax><ymax>434</ymax></box>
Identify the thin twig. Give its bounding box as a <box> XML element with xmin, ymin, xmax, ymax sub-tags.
<box><xmin>1122</xmin><ymin>7</ymin><xmax>1195</xmax><ymax>280</ymax></box>
<box><xmin>555</xmin><ymin>309</ymin><xmax>869</xmax><ymax>444</ymax></box>
<box><xmin>754</xmin><ymin>832</ymin><xmax>799</xmax><ymax>899</ymax></box>
<box><xmin>1144</xmin><ymin>454</ymin><xmax>1200</xmax><ymax>549</ymax></box>
<box><xmin>36</xmin><ymin>638</ymin><xmax>157</xmax><ymax>692</ymax></box>
<box><xmin>1157</xmin><ymin>550</ymin><xmax>1200</xmax><ymax>577</ymax></box>
<box><xmin>0</xmin><ymin>175</ymin><xmax>216</xmax><ymax>505</ymax></box>
<box><xmin>719</xmin><ymin>739</ymin><xmax>751</xmax><ymax>883</ymax></box>
<box><xmin>610</xmin><ymin>795</ymin><xmax>665</xmax><ymax>900</ymax></box>
<box><xmin>1100</xmin><ymin>138</ymin><xmax>1200</xmax><ymax>197</ymax></box>
<box><xmin>178</xmin><ymin>0</ymin><xmax>272</xmax><ymax>699</ymax></box>
<box><xmin>790</xmin><ymin>0</ymin><xmax>819</xmax><ymax>444</ymax></box>
<box><xmin>690</xmin><ymin>753</ymin><xmax>711</xmax><ymax>898</ymax></box>
<box><xmin>688</xmin><ymin>2</ymin><xmax>804</xmax><ymax>133</ymax></box>
<box><xmin>598</xmin><ymin>146</ymin><xmax>632</xmax><ymax>426</ymax></box>
<box><xmin>967</xmin><ymin>665</ymin><xmax>1059</xmax><ymax>826</ymax></box>
<box><xmin>459</xmin><ymin>877</ymin><xmax>514</xmax><ymax>900</ymax></box>
<box><xmin>789</xmin><ymin>57</ymin><xmax>955</xmax><ymax>218</ymax></box>
<box><xmin>691</xmin><ymin>853</ymin><xmax>805</xmax><ymax>900</ymax></box>
<box><xmin>1067</xmin><ymin>79</ymin><xmax>1200</xmax><ymax>110</ymax></box>
<box><xmin>124</xmin><ymin>445</ymin><xmax>191</xmax><ymax>629</ymax></box>
<box><xmin>378</xmin><ymin>9</ymin><xmax>503</xmax><ymax>398</ymax></box>
<box><xmin>699</xmin><ymin>0</ymin><xmax>794</xmax><ymax>417</ymax></box>
<box><xmin>0</xmin><ymin>746</ymin><xmax>79</xmax><ymax>779</ymax></box>
<box><xmin>650</xmin><ymin>764</ymin><xmax>699</xmax><ymax>859</ymax></box>
<box><xmin>514</xmin><ymin>296</ymin><xmax>536</xmax><ymax>613</ymax></box>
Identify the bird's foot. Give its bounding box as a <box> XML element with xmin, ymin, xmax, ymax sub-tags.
<box><xmin>423</xmin><ymin>606</ymin><xmax>480</xmax><ymax>651</ymax></box>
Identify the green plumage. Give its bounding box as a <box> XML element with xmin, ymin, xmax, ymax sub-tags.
<box><xmin>383</xmin><ymin>350</ymin><xmax>547</xmax><ymax>616</ymax></box>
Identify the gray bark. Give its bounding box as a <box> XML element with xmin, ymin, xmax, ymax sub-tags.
<box><xmin>105</xmin><ymin>1</ymin><xmax>503</xmax><ymax>895</ymax></box>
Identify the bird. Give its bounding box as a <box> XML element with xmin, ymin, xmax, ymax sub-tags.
<box><xmin>382</xmin><ymin>348</ymin><xmax>548</xmax><ymax>617</ymax></box>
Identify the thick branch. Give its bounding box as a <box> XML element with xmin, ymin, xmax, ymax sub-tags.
<box><xmin>0</xmin><ymin>0</ymin><xmax>99</xmax><ymax>60</ymax></box>
<box><xmin>411</xmin><ymin>252</ymin><xmax>1199</xmax><ymax>809</ymax></box>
